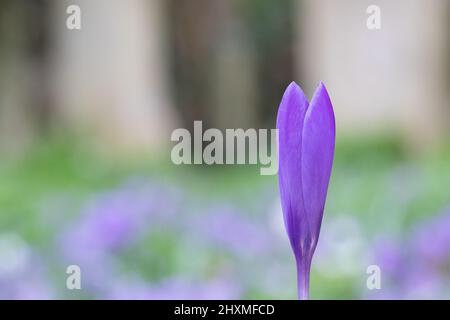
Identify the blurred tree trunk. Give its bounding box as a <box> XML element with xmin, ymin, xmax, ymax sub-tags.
<box><xmin>210</xmin><ymin>1</ymin><xmax>258</xmax><ymax>129</ymax></box>
<box><xmin>25</xmin><ymin>0</ymin><xmax>53</xmax><ymax>133</ymax></box>
<box><xmin>167</xmin><ymin>0</ymin><xmax>295</xmax><ymax>130</ymax></box>
<box><xmin>167</xmin><ymin>0</ymin><xmax>219</xmax><ymax>129</ymax></box>
<box><xmin>237</xmin><ymin>0</ymin><xmax>295</xmax><ymax>127</ymax></box>
<box><xmin>0</xmin><ymin>0</ymin><xmax>52</xmax><ymax>152</ymax></box>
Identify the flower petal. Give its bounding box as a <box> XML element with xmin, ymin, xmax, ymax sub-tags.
<box><xmin>276</xmin><ymin>82</ymin><xmax>309</xmax><ymax>251</ymax></box>
<box><xmin>301</xmin><ymin>82</ymin><xmax>336</xmax><ymax>240</ymax></box>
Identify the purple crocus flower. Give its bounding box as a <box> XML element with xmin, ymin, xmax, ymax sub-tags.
<box><xmin>277</xmin><ymin>81</ymin><xmax>335</xmax><ymax>299</ymax></box>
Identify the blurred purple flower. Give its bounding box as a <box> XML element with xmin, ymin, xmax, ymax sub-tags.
<box><xmin>373</xmin><ymin>206</ymin><xmax>450</xmax><ymax>299</ymax></box>
<box><xmin>108</xmin><ymin>277</ymin><xmax>241</xmax><ymax>300</ymax></box>
<box><xmin>193</xmin><ymin>206</ymin><xmax>270</xmax><ymax>257</ymax></box>
<box><xmin>62</xmin><ymin>192</ymin><xmax>148</xmax><ymax>261</ymax></box>
<box><xmin>0</xmin><ymin>236</ymin><xmax>54</xmax><ymax>300</ymax></box>
<box><xmin>58</xmin><ymin>179</ymin><xmax>184</xmax><ymax>293</ymax></box>
<box><xmin>373</xmin><ymin>239</ymin><xmax>403</xmax><ymax>277</ymax></box>
<box><xmin>277</xmin><ymin>81</ymin><xmax>335</xmax><ymax>299</ymax></box>
<box><xmin>62</xmin><ymin>179</ymin><xmax>183</xmax><ymax>256</ymax></box>
<box><xmin>413</xmin><ymin>212</ymin><xmax>450</xmax><ymax>265</ymax></box>
<box><xmin>402</xmin><ymin>267</ymin><xmax>441</xmax><ymax>299</ymax></box>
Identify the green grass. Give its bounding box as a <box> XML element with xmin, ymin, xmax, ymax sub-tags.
<box><xmin>1</xmin><ymin>135</ymin><xmax>449</xmax><ymax>240</ymax></box>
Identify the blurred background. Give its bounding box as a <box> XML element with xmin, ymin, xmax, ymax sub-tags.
<box><xmin>0</xmin><ymin>0</ymin><xmax>449</xmax><ymax>299</ymax></box>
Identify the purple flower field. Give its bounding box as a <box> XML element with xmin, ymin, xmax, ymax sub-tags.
<box><xmin>0</xmin><ymin>141</ymin><xmax>448</xmax><ymax>300</ymax></box>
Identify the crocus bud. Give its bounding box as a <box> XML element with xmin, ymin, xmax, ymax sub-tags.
<box><xmin>276</xmin><ymin>81</ymin><xmax>336</xmax><ymax>299</ymax></box>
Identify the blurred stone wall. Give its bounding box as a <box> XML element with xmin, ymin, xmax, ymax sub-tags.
<box><xmin>1</xmin><ymin>0</ymin><xmax>449</xmax><ymax>155</ymax></box>
<box><xmin>49</xmin><ymin>0</ymin><xmax>178</xmax><ymax>153</ymax></box>
<box><xmin>297</xmin><ymin>0</ymin><xmax>450</xmax><ymax>148</ymax></box>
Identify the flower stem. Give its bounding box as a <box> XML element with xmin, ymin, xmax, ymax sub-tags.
<box><xmin>296</xmin><ymin>256</ymin><xmax>311</xmax><ymax>300</ymax></box>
